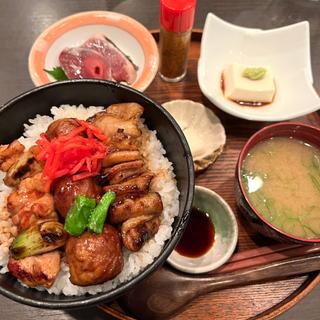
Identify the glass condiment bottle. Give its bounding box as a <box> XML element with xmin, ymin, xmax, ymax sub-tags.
<box><xmin>159</xmin><ymin>0</ymin><xmax>196</xmax><ymax>82</ymax></box>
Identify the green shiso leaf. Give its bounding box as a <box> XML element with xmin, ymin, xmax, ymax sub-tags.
<box><xmin>44</xmin><ymin>67</ymin><xmax>68</xmax><ymax>81</ymax></box>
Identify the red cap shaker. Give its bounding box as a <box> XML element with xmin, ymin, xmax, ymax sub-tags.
<box><xmin>159</xmin><ymin>0</ymin><xmax>196</xmax><ymax>82</ymax></box>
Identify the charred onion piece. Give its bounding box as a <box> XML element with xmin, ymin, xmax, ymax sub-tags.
<box><xmin>10</xmin><ymin>220</ymin><xmax>67</xmax><ymax>259</ymax></box>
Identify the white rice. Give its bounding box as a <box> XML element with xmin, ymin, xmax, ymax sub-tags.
<box><xmin>0</xmin><ymin>104</ymin><xmax>179</xmax><ymax>295</ymax></box>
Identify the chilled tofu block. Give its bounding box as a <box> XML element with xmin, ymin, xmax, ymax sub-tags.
<box><xmin>223</xmin><ymin>63</ymin><xmax>275</xmax><ymax>103</ymax></box>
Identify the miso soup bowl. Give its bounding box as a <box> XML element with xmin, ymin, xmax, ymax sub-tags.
<box><xmin>236</xmin><ymin>122</ymin><xmax>320</xmax><ymax>244</ymax></box>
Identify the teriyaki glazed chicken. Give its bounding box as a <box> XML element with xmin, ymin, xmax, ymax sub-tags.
<box><xmin>0</xmin><ymin>103</ymin><xmax>179</xmax><ymax>295</ymax></box>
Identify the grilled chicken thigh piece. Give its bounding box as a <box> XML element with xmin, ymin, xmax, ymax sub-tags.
<box><xmin>121</xmin><ymin>214</ymin><xmax>161</xmax><ymax>252</ymax></box>
<box><xmin>103</xmin><ymin>172</ymin><xmax>154</xmax><ymax>196</ymax></box>
<box><xmin>45</xmin><ymin>118</ymin><xmax>80</xmax><ymax>140</ymax></box>
<box><xmin>0</xmin><ymin>140</ymin><xmax>25</xmax><ymax>172</ymax></box>
<box><xmin>88</xmin><ymin>103</ymin><xmax>144</xmax><ymax>140</ymax></box>
<box><xmin>7</xmin><ymin>173</ymin><xmax>56</xmax><ymax>231</ymax></box>
<box><xmin>105</xmin><ymin>103</ymin><xmax>144</xmax><ymax>121</ymax></box>
<box><xmin>108</xmin><ymin>131</ymin><xmax>141</xmax><ymax>151</ymax></box>
<box><xmin>89</xmin><ymin>114</ymin><xmax>141</xmax><ymax>138</ymax></box>
<box><xmin>102</xmin><ymin>150</ymin><xmax>141</xmax><ymax>168</ymax></box>
<box><xmin>4</xmin><ymin>148</ymin><xmax>42</xmax><ymax>187</ymax></box>
<box><xmin>103</xmin><ymin>160</ymin><xmax>145</xmax><ymax>184</ymax></box>
<box><xmin>109</xmin><ymin>192</ymin><xmax>163</xmax><ymax>224</ymax></box>
<box><xmin>7</xmin><ymin>251</ymin><xmax>61</xmax><ymax>288</ymax></box>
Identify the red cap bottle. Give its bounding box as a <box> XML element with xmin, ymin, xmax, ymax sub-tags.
<box><xmin>159</xmin><ymin>0</ymin><xmax>196</xmax><ymax>82</ymax></box>
<box><xmin>160</xmin><ymin>0</ymin><xmax>196</xmax><ymax>33</ymax></box>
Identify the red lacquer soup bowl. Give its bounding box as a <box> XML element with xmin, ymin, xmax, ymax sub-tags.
<box><xmin>236</xmin><ymin>122</ymin><xmax>320</xmax><ymax>244</ymax></box>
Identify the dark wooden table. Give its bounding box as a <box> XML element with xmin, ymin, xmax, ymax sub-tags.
<box><xmin>0</xmin><ymin>0</ymin><xmax>319</xmax><ymax>319</ymax></box>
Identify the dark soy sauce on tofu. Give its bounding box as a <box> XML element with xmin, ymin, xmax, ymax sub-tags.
<box><xmin>175</xmin><ymin>207</ymin><xmax>215</xmax><ymax>258</ymax></box>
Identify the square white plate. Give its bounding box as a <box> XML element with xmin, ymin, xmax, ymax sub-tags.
<box><xmin>198</xmin><ymin>13</ymin><xmax>320</xmax><ymax>121</ymax></box>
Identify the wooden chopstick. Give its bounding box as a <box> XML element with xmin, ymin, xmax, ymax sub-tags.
<box><xmin>98</xmin><ymin>304</ymin><xmax>135</xmax><ymax>320</ymax></box>
<box><xmin>226</xmin><ymin>243</ymin><xmax>302</xmax><ymax>263</ymax></box>
<box><xmin>215</xmin><ymin>243</ymin><xmax>320</xmax><ymax>274</ymax></box>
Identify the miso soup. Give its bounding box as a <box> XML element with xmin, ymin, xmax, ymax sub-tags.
<box><xmin>241</xmin><ymin>137</ymin><xmax>320</xmax><ymax>239</ymax></box>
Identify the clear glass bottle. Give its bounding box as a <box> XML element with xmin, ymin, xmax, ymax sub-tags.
<box><xmin>159</xmin><ymin>0</ymin><xmax>196</xmax><ymax>82</ymax></box>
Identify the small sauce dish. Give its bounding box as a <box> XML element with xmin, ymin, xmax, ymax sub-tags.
<box><xmin>167</xmin><ymin>185</ymin><xmax>238</xmax><ymax>274</ymax></box>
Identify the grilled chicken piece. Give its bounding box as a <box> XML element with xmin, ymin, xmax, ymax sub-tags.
<box><xmin>66</xmin><ymin>224</ymin><xmax>123</xmax><ymax>286</ymax></box>
<box><xmin>89</xmin><ymin>113</ymin><xmax>141</xmax><ymax>138</ymax></box>
<box><xmin>109</xmin><ymin>192</ymin><xmax>163</xmax><ymax>224</ymax></box>
<box><xmin>17</xmin><ymin>172</ymin><xmax>48</xmax><ymax>193</ymax></box>
<box><xmin>108</xmin><ymin>131</ymin><xmax>141</xmax><ymax>151</ymax></box>
<box><xmin>121</xmin><ymin>215</ymin><xmax>161</xmax><ymax>252</ymax></box>
<box><xmin>103</xmin><ymin>172</ymin><xmax>154</xmax><ymax>196</ymax></box>
<box><xmin>103</xmin><ymin>160</ymin><xmax>145</xmax><ymax>184</ymax></box>
<box><xmin>45</xmin><ymin>118</ymin><xmax>80</xmax><ymax>140</ymax></box>
<box><xmin>106</xmin><ymin>103</ymin><xmax>144</xmax><ymax>121</ymax></box>
<box><xmin>7</xmin><ymin>173</ymin><xmax>56</xmax><ymax>231</ymax></box>
<box><xmin>102</xmin><ymin>150</ymin><xmax>141</xmax><ymax>168</ymax></box>
<box><xmin>0</xmin><ymin>140</ymin><xmax>25</xmax><ymax>172</ymax></box>
<box><xmin>4</xmin><ymin>148</ymin><xmax>42</xmax><ymax>187</ymax></box>
<box><xmin>53</xmin><ymin>176</ymin><xmax>102</xmax><ymax>218</ymax></box>
<box><xmin>7</xmin><ymin>251</ymin><xmax>61</xmax><ymax>288</ymax></box>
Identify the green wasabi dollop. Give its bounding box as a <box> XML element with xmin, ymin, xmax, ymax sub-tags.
<box><xmin>243</xmin><ymin>67</ymin><xmax>267</xmax><ymax>80</ymax></box>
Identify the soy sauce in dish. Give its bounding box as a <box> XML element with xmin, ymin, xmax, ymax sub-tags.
<box><xmin>175</xmin><ymin>207</ymin><xmax>215</xmax><ymax>258</ymax></box>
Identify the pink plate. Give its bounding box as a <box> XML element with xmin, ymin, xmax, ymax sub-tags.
<box><xmin>28</xmin><ymin>11</ymin><xmax>159</xmax><ymax>91</ymax></box>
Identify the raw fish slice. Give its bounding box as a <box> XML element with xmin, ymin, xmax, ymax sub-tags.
<box><xmin>82</xmin><ymin>35</ymin><xmax>138</xmax><ymax>84</ymax></box>
<box><xmin>59</xmin><ymin>47</ymin><xmax>111</xmax><ymax>80</ymax></box>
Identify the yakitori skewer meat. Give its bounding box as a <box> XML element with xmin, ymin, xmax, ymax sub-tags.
<box><xmin>109</xmin><ymin>192</ymin><xmax>163</xmax><ymax>224</ymax></box>
<box><xmin>89</xmin><ymin>113</ymin><xmax>142</xmax><ymax>138</ymax></box>
<box><xmin>102</xmin><ymin>159</ymin><xmax>145</xmax><ymax>185</ymax></box>
<box><xmin>4</xmin><ymin>147</ymin><xmax>42</xmax><ymax>187</ymax></box>
<box><xmin>45</xmin><ymin>118</ymin><xmax>80</xmax><ymax>140</ymax></box>
<box><xmin>105</xmin><ymin>102</ymin><xmax>143</xmax><ymax>120</ymax></box>
<box><xmin>107</xmin><ymin>131</ymin><xmax>141</xmax><ymax>151</ymax></box>
<box><xmin>102</xmin><ymin>150</ymin><xmax>142</xmax><ymax>167</ymax></box>
<box><xmin>7</xmin><ymin>173</ymin><xmax>57</xmax><ymax>231</ymax></box>
<box><xmin>7</xmin><ymin>251</ymin><xmax>61</xmax><ymax>288</ymax></box>
<box><xmin>90</xmin><ymin>103</ymin><xmax>164</xmax><ymax>252</ymax></box>
<box><xmin>0</xmin><ymin>140</ymin><xmax>25</xmax><ymax>172</ymax></box>
<box><xmin>103</xmin><ymin>171</ymin><xmax>154</xmax><ymax>196</ymax></box>
<box><xmin>121</xmin><ymin>215</ymin><xmax>161</xmax><ymax>252</ymax></box>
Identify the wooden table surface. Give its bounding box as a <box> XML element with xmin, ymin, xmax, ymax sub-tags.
<box><xmin>0</xmin><ymin>0</ymin><xmax>319</xmax><ymax>319</ymax></box>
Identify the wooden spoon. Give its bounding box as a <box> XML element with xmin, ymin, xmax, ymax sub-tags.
<box><xmin>117</xmin><ymin>252</ymin><xmax>320</xmax><ymax>320</ymax></box>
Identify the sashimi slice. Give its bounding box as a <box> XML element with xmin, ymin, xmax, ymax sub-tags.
<box><xmin>59</xmin><ymin>48</ymin><xmax>111</xmax><ymax>80</ymax></box>
<box><xmin>58</xmin><ymin>35</ymin><xmax>138</xmax><ymax>84</ymax></box>
<box><xmin>82</xmin><ymin>34</ymin><xmax>138</xmax><ymax>84</ymax></box>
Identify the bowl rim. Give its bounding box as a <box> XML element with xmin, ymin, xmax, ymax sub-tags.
<box><xmin>0</xmin><ymin>79</ymin><xmax>195</xmax><ymax>308</ymax></box>
<box><xmin>237</xmin><ymin>121</ymin><xmax>320</xmax><ymax>243</ymax></box>
<box><xmin>167</xmin><ymin>185</ymin><xmax>238</xmax><ymax>274</ymax></box>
